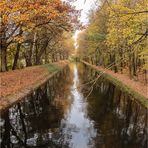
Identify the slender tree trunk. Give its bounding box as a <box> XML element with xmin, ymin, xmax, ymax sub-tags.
<box><xmin>32</xmin><ymin>32</ymin><xmax>37</xmax><ymax>65</ymax></box>
<box><xmin>35</xmin><ymin>44</ymin><xmax>38</xmax><ymax>64</ymax></box>
<box><xmin>129</xmin><ymin>53</ymin><xmax>133</xmax><ymax>78</ymax></box>
<box><xmin>0</xmin><ymin>19</ymin><xmax>7</xmax><ymax>72</ymax></box>
<box><xmin>36</xmin><ymin>43</ymin><xmax>48</xmax><ymax>65</ymax></box>
<box><xmin>35</xmin><ymin>56</ymin><xmax>40</xmax><ymax>65</ymax></box>
<box><xmin>12</xmin><ymin>43</ymin><xmax>21</xmax><ymax>70</ymax></box>
<box><xmin>113</xmin><ymin>52</ymin><xmax>118</xmax><ymax>73</ymax></box>
<box><xmin>1</xmin><ymin>46</ymin><xmax>7</xmax><ymax>72</ymax></box>
<box><xmin>25</xmin><ymin>44</ymin><xmax>33</xmax><ymax>67</ymax></box>
<box><xmin>12</xmin><ymin>28</ymin><xmax>23</xmax><ymax>70</ymax></box>
<box><xmin>133</xmin><ymin>52</ymin><xmax>137</xmax><ymax>77</ymax></box>
<box><xmin>119</xmin><ymin>49</ymin><xmax>123</xmax><ymax>73</ymax></box>
<box><xmin>143</xmin><ymin>59</ymin><xmax>148</xmax><ymax>83</ymax></box>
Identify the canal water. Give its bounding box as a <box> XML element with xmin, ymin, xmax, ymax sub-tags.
<box><xmin>0</xmin><ymin>63</ymin><xmax>147</xmax><ymax>148</ymax></box>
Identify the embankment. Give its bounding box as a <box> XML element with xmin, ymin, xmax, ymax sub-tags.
<box><xmin>0</xmin><ymin>61</ymin><xmax>69</xmax><ymax>112</ymax></box>
<box><xmin>81</xmin><ymin>60</ymin><xmax>148</xmax><ymax>108</ymax></box>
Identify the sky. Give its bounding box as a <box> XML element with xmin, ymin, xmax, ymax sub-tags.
<box><xmin>73</xmin><ymin>0</ymin><xmax>96</xmax><ymax>25</ymax></box>
<box><xmin>71</xmin><ymin>0</ymin><xmax>97</xmax><ymax>48</ymax></box>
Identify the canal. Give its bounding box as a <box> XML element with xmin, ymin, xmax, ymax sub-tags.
<box><xmin>0</xmin><ymin>63</ymin><xmax>147</xmax><ymax>148</ymax></box>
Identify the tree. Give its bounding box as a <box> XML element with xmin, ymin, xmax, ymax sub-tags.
<box><xmin>0</xmin><ymin>0</ymin><xmax>79</xmax><ymax>71</ymax></box>
<box><xmin>77</xmin><ymin>0</ymin><xmax>148</xmax><ymax>82</ymax></box>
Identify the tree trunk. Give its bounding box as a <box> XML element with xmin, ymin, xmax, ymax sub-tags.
<box><xmin>12</xmin><ymin>43</ymin><xmax>21</xmax><ymax>70</ymax></box>
<box><xmin>0</xmin><ymin>19</ymin><xmax>7</xmax><ymax>72</ymax></box>
<box><xmin>32</xmin><ymin>32</ymin><xmax>37</xmax><ymax>65</ymax></box>
<box><xmin>119</xmin><ymin>49</ymin><xmax>123</xmax><ymax>73</ymax></box>
<box><xmin>129</xmin><ymin>53</ymin><xmax>133</xmax><ymax>78</ymax></box>
<box><xmin>35</xmin><ymin>39</ymin><xmax>49</xmax><ymax>65</ymax></box>
<box><xmin>1</xmin><ymin>46</ymin><xmax>7</xmax><ymax>72</ymax></box>
<box><xmin>25</xmin><ymin>57</ymin><xmax>32</xmax><ymax>67</ymax></box>
<box><xmin>113</xmin><ymin>52</ymin><xmax>118</xmax><ymax>73</ymax></box>
<box><xmin>133</xmin><ymin>52</ymin><xmax>137</xmax><ymax>77</ymax></box>
<box><xmin>25</xmin><ymin>43</ymin><xmax>33</xmax><ymax>67</ymax></box>
<box><xmin>36</xmin><ymin>55</ymin><xmax>41</xmax><ymax>65</ymax></box>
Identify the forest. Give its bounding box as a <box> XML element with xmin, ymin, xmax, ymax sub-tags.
<box><xmin>77</xmin><ymin>0</ymin><xmax>148</xmax><ymax>83</ymax></box>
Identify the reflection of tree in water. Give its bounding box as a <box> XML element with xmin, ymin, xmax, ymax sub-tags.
<box><xmin>80</xmin><ymin>65</ymin><xmax>147</xmax><ymax>148</ymax></box>
<box><xmin>1</xmin><ymin>64</ymin><xmax>147</xmax><ymax>148</ymax></box>
<box><xmin>0</xmin><ymin>67</ymin><xmax>72</xmax><ymax>148</ymax></box>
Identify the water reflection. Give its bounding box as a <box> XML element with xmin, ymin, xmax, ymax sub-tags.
<box><xmin>0</xmin><ymin>63</ymin><xmax>147</xmax><ymax>148</ymax></box>
<box><xmin>58</xmin><ymin>64</ymin><xmax>97</xmax><ymax>148</ymax></box>
<box><xmin>80</xmin><ymin>64</ymin><xmax>148</xmax><ymax>148</ymax></box>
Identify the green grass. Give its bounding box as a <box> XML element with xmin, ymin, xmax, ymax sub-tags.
<box><xmin>42</xmin><ymin>63</ymin><xmax>62</xmax><ymax>73</ymax></box>
<box><xmin>103</xmin><ymin>73</ymin><xmax>148</xmax><ymax>108</ymax></box>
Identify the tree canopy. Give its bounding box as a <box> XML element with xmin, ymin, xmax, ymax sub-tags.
<box><xmin>0</xmin><ymin>0</ymin><xmax>79</xmax><ymax>71</ymax></box>
<box><xmin>77</xmin><ymin>0</ymin><xmax>148</xmax><ymax>82</ymax></box>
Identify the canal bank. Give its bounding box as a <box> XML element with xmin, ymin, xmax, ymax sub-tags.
<box><xmin>81</xmin><ymin>60</ymin><xmax>148</xmax><ymax>108</ymax></box>
<box><xmin>0</xmin><ymin>61</ymin><xmax>69</xmax><ymax>112</ymax></box>
<box><xmin>0</xmin><ymin>62</ymin><xmax>147</xmax><ymax>148</ymax></box>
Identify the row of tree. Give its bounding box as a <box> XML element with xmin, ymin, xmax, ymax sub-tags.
<box><xmin>77</xmin><ymin>0</ymin><xmax>147</xmax><ymax>82</ymax></box>
<box><xmin>0</xmin><ymin>0</ymin><xmax>78</xmax><ymax>72</ymax></box>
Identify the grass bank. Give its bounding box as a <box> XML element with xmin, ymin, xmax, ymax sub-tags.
<box><xmin>81</xmin><ymin>60</ymin><xmax>148</xmax><ymax>108</ymax></box>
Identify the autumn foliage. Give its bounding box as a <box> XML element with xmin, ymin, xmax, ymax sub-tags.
<box><xmin>77</xmin><ymin>0</ymin><xmax>148</xmax><ymax>83</ymax></box>
<box><xmin>0</xmin><ymin>0</ymin><xmax>79</xmax><ymax>71</ymax></box>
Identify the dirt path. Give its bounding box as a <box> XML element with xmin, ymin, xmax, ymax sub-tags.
<box><xmin>82</xmin><ymin>61</ymin><xmax>148</xmax><ymax>99</ymax></box>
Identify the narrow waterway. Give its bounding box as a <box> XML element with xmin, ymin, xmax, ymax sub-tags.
<box><xmin>0</xmin><ymin>63</ymin><xmax>147</xmax><ymax>148</ymax></box>
<box><xmin>59</xmin><ymin>64</ymin><xmax>97</xmax><ymax>148</ymax></box>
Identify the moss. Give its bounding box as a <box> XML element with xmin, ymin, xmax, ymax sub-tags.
<box><xmin>104</xmin><ymin>73</ymin><xmax>148</xmax><ymax>108</ymax></box>
<box><xmin>82</xmin><ymin>61</ymin><xmax>148</xmax><ymax>109</ymax></box>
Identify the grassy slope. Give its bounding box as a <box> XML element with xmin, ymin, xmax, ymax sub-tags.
<box><xmin>81</xmin><ymin>60</ymin><xmax>148</xmax><ymax>108</ymax></box>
